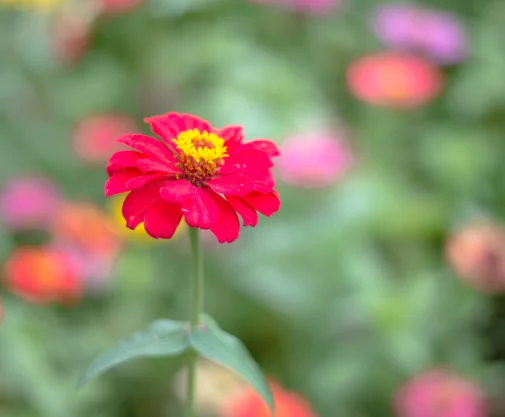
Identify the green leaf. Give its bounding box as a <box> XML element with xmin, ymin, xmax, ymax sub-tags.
<box><xmin>79</xmin><ymin>319</ymin><xmax>189</xmax><ymax>387</ymax></box>
<box><xmin>189</xmin><ymin>314</ymin><xmax>274</xmax><ymax>411</ymax></box>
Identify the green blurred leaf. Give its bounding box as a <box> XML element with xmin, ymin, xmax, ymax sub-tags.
<box><xmin>189</xmin><ymin>314</ymin><xmax>274</xmax><ymax>412</ymax></box>
<box><xmin>79</xmin><ymin>319</ymin><xmax>189</xmax><ymax>387</ymax></box>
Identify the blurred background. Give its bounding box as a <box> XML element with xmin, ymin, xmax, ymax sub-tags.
<box><xmin>1</xmin><ymin>0</ymin><xmax>505</xmax><ymax>416</ymax></box>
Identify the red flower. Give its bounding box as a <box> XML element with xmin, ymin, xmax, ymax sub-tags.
<box><xmin>223</xmin><ymin>382</ymin><xmax>317</xmax><ymax>417</ymax></box>
<box><xmin>4</xmin><ymin>247</ymin><xmax>82</xmax><ymax>305</ymax></box>
<box><xmin>105</xmin><ymin>112</ymin><xmax>281</xmax><ymax>243</ymax></box>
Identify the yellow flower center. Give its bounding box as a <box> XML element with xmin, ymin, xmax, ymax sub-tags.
<box><xmin>172</xmin><ymin>129</ymin><xmax>228</xmax><ymax>184</ymax></box>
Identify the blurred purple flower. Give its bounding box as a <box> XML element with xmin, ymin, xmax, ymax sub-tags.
<box><xmin>395</xmin><ymin>369</ymin><xmax>487</xmax><ymax>417</ymax></box>
<box><xmin>277</xmin><ymin>129</ymin><xmax>353</xmax><ymax>188</ymax></box>
<box><xmin>372</xmin><ymin>4</ymin><xmax>468</xmax><ymax>65</ymax></box>
<box><xmin>0</xmin><ymin>177</ymin><xmax>61</xmax><ymax>231</ymax></box>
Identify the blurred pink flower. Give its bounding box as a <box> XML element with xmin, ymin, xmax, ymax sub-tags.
<box><xmin>347</xmin><ymin>52</ymin><xmax>443</xmax><ymax>109</ymax></box>
<box><xmin>247</xmin><ymin>0</ymin><xmax>341</xmax><ymax>15</ymax></box>
<box><xmin>372</xmin><ymin>4</ymin><xmax>467</xmax><ymax>65</ymax></box>
<box><xmin>0</xmin><ymin>177</ymin><xmax>61</xmax><ymax>231</ymax></box>
<box><xmin>277</xmin><ymin>130</ymin><xmax>353</xmax><ymax>188</ymax></box>
<box><xmin>395</xmin><ymin>369</ymin><xmax>487</xmax><ymax>417</ymax></box>
<box><xmin>73</xmin><ymin>114</ymin><xmax>138</xmax><ymax>163</ymax></box>
<box><xmin>446</xmin><ymin>221</ymin><xmax>505</xmax><ymax>294</ymax></box>
<box><xmin>51</xmin><ymin>13</ymin><xmax>92</xmax><ymax>64</ymax></box>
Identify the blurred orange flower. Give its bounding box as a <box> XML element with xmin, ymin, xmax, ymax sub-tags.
<box><xmin>51</xmin><ymin>202</ymin><xmax>122</xmax><ymax>289</ymax></box>
<box><xmin>347</xmin><ymin>52</ymin><xmax>443</xmax><ymax>109</ymax></box>
<box><xmin>4</xmin><ymin>247</ymin><xmax>82</xmax><ymax>305</ymax></box>
<box><xmin>223</xmin><ymin>382</ymin><xmax>317</xmax><ymax>417</ymax></box>
<box><xmin>446</xmin><ymin>221</ymin><xmax>505</xmax><ymax>293</ymax></box>
<box><xmin>73</xmin><ymin>114</ymin><xmax>138</xmax><ymax>163</ymax></box>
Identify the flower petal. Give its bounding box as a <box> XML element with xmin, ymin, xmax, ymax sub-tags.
<box><xmin>218</xmin><ymin>125</ymin><xmax>244</xmax><ymax>153</ymax></box>
<box><xmin>160</xmin><ymin>180</ymin><xmax>195</xmax><ymax>203</ymax></box>
<box><xmin>181</xmin><ymin>187</ymin><xmax>219</xmax><ymax>229</ymax></box>
<box><xmin>248</xmin><ymin>170</ymin><xmax>276</xmax><ymax>193</ymax></box>
<box><xmin>107</xmin><ymin>150</ymin><xmax>145</xmax><ymax>175</ymax></box>
<box><xmin>136</xmin><ymin>158</ymin><xmax>182</xmax><ymax>175</ymax></box>
<box><xmin>126</xmin><ymin>174</ymin><xmax>168</xmax><ymax>190</ymax></box>
<box><xmin>209</xmin><ymin>193</ymin><xmax>240</xmax><ymax>243</ymax></box>
<box><xmin>117</xmin><ymin>134</ymin><xmax>176</xmax><ymax>164</ymax></box>
<box><xmin>122</xmin><ymin>184</ymin><xmax>162</xmax><ymax>229</ymax></box>
<box><xmin>226</xmin><ymin>196</ymin><xmax>258</xmax><ymax>227</ymax></box>
<box><xmin>241</xmin><ymin>140</ymin><xmax>280</xmax><ymax>157</ymax></box>
<box><xmin>104</xmin><ymin>169</ymin><xmax>141</xmax><ymax>197</ymax></box>
<box><xmin>220</xmin><ymin>149</ymin><xmax>274</xmax><ymax>175</ymax></box>
<box><xmin>242</xmin><ymin>191</ymin><xmax>281</xmax><ymax>217</ymax></box>
<box><xmin>206</xmin><ymin>173</ymin><xmax>253</xmax><ymax>197</ymax></box>
<box><xmin>143</xmin><ymin>200</ymin><xmax>183</xmax><ymax>239</ymax></box>
<box><xmin>145</xmin><ymin>112</ymin><xmax>212</xmax><ymax>144</ymax></box>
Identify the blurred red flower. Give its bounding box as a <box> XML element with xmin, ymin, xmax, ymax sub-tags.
<box><xmin>94</xmin><ymin>0</ymin><xmax>144</xmax><ymax>15</ymax></box>
<box><xmin>4</xmin><ymin>247</ymin><xmax>82</xmax><ymax>305</ymax></box>
<box><xmin>223</xmin><ymin>382</ymin><xmax>317</xmax><ymax>417</ymax></box>
<box><xmin>347</xmin><ymin>52</ymin><xmax>443</xmax><ymax>109</ymax></box>
<box><xmin>73</xmin><ymin>114</ymin><xmax>138</xmax><ymax>163</ymax></box>
<box><xmin>51</xmin><ymin>13</ymin><xmax>92</xmax><ymax>64</ymax></box>
<box><xmin>105</xmin><ymin>112</ymin><xmax>281</xmax><ymax>243</ymax></box>
<box><xmin>446</xmin><ymin>221</ymin><xmax>505</xmax><ymax>293</ymax></box>
<box><xmin>395</xmin><ymin>369</ymin><xmax>487</xmax><ymax>417</ymax></box>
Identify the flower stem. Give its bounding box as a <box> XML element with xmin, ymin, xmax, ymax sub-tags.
<box><xmin>186</xmin><ymin>227</ymin><xmax>203</xmax><ymax>417</ymax></box>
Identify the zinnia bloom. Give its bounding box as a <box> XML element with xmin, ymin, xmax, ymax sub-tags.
<box><xmin>73</xmin><ymin>114</ymin><xmax>138</xmax><ymax>163</ymax></box>
<box><xmin>4</xmin><ymin>247</ymin><xmax>82</xmax><ymax>305</ymax></box>
<box><xmin>223</xmin><ymin>382</ymin><xmax>317</xmax><ymax>417</ymax></box>
<box><xmin>395</xmin><ymin>369</ymin><xmax>487</xmax><ymax>417</ymax></box>
<box><xmin>372</xmin><ymin>4</ymin><xmax>467</xmax><ymax>65</ymax></box>
<box><xmin>105</xmin><ymin>112</ymin><xmax>281</xmax><ymax>243</ymax></box>
<box><xmin>0</xmin><ymin>176</ymin><xmax>61</xmax><ymax>231</ymax></box>
<box><xmin>347</xmin><ymin>52</ymin><xmax>443</xmax><ymax>109</ymax></box>
<box><xmin>278</xmin><ymin>129</ymin><xmax>353</xmax><ymax>188</ymax></box>
<box><xmin>93</xmin><ymin>0</ymin><xmax>144</xmax><ymax>15</ymax></box>
<box><xmin>446</xmin><ymin>221</ymin><xmax>505</xmax><ymax>293</ymax></box>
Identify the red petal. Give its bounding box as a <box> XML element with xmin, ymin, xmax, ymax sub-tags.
<box><xmin>122</xmin><ymin>184</ymin><xmax>162</xmax><ymax>229</ymax></box>
<box><xmin>218</xmin><ymin>125</ymin><xmax>244</xmax><ymax>153</ymax></box>
<box><xmin>104</xmin><ymin>169</ymin><xmax>140</xmax><ymax>197</ymax></box>
<box><xmin>220</xmin><ymin>150</ymin><xmax>274</xmax><ymax>175</ymax></box>
<box><xmin>107</xmin><ymin>150</ymin><xmax>145</xmax><ymax>175</ymax></box>
<box><xmin>136</xmin><ymin>158</ymin><xmax>182</xmax><ymax>175</ymax></box>
<box><xmin>242</xmin><ymin>191</ymin><xmax>281</xmax><ymax>217</ymax></box>
<box><xmin>248</xmin><ymin>170</ymin><xmax>276</xmax><ymax>193</ymax></box>
<box><xmin>126</xmin><ymin>174</ymin><xmax>168</xmax><ymax>190</ymax></box>
<box><xmin>226</xmin><ymin>196</ymin><xmax>258</xmax><ymax>227</ymax></box>
<box><xmin>145</xmin><ymin>112</ymin><xmax>212</xmax><ymax>144</ymax></box>
<box><xmin>143</xmin><ymin>200</ymin><xmax>183</xmax><ymax>239</ymax></box>
<box><xmin>209</xmin><ymin>193</ymin><xmax>240</xmax><ymax>243</ymax></box>
<box><xmin>181</xmin><ymin>187</ymin><xmax>219</xmax><ymax>229</ymax></box>
<box><xmin>241</xmin><ymin>140</ymin><xmax>280</xmax><ymax>157</ymax></box>
<box><xmin>160</xmin><ymin>180</ymin><xmax>194</xmax><ymax>203</ymax></box>
<box><xmin>206</xmin><ymin>173</ymin><xmax>253</xmax><ymax>197</ymax></box>
<box><xmin>117</xmin><ymin>134</ymin><xmax>176</xmax><ymax>164</ymax></box>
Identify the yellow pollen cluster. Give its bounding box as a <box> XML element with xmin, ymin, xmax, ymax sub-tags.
<box><xmin>173</xmin><ymin>129</ymin><xmax>228</xmax><ymax>184</ymax></box>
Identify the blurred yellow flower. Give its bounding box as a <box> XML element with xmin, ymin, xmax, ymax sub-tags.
<box><xmin>0</xmin><ymin>0</ymin><xmax>63</xmax><ymax>11</ymax></box>
<box><xmin>108</xmin><ymin>195</ymin><xmax>186</xmax><ymax>244</ymax></box>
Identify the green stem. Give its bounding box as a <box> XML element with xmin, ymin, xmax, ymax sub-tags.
<box><xmin>186</xmin><ymin>227</ymin><xmax>203</xmax><ymax>417</ymax></box>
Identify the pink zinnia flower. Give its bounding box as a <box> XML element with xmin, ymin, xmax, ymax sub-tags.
<box><xmin>0</xmin><ymin>176</ymin><xmax>61</xmax><ymax>231</ymax></box>
<box><xmin>223</xmin><ymin>382</ymin><xmax>317</xmax><ymax>417</ymax></box>
<box><xmin>372</xmin><ymin>4</ymin><xmax>467</xmax><ymax>65</ymax></box>
<box><xmin>73</xmin><ymin>114</ymin><xmax>138</xmax><ymax>163</ymax></box>
<box><xmin>395</xmin><ymin>369</ymin><xmax>487</xmax><ymax>417</ymax></box>
<box><xmin>93</xmin><ymin>0</ymin><xmax>144</xmax><ymax>15</ymax></box>
<box><xmin>277</xmin><ymin>130</ymin><xmax>353</xmax><ymax>188</ymax></box>
<box><xmin>105</xmin><ymin>112</ymin><xmax>281</xmax><ymax>243</ymax></box>
<box><xmin>347</xmin><ymin>52</ymin><xmax>443</xmax><ymax>109</ymax></box>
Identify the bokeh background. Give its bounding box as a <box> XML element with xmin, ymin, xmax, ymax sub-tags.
<box><xmin>1</xmin><ymin>0</ymin><xmax>505</xmax><ymax>416</ymax></box>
